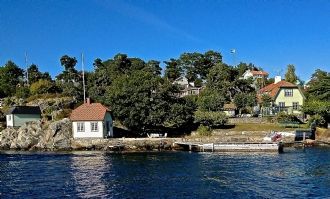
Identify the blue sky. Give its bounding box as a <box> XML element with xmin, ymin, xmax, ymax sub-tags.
<box><xmin>0</xmin><ymin>0</ymin><xmax>329</xmax><ymax>81</ymax></box>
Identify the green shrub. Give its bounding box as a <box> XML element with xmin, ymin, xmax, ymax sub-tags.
<box><xmin>197</xmin><ymin>124</ymin><xmax>212</xmax><ymax>136</ymax></box>
<box><xmin>276</xmin><ymin>112</ymin><xmax>300</xmax><ymax>123</ymax></box>
<box><xmin>307</xmin><ymin>114</ymin><xmax>327</xmax><ymax>128</ymax></box>
<box><xmin>30</xmin><ymin>79</ymin><xmax>57</xmax><ymax>95</ymax></box>
<box><xmin>195</xmin><ymin>110</ymin><xmax>228</xmax><ymax>128</ymax></box>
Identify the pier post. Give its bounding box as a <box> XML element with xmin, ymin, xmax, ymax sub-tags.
<box><xmin>303</xmin><ymin>132</ymin><xmax>306</xmax><ymax>142</ymax></box>
<box><xmin>278</xmin><ymin>142</ymin><xmax>284</xmax><ymax>153</ymax></box>
<box><xmin>189</xmin><ymin>144</ymin><xmax>192</xmax><ymax>151</ymax></box>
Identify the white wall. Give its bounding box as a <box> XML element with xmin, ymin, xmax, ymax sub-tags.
<box><xmin>6</xmin><ymin>114</ymin><xmax>14</xmax><ymax>127</ymax></box>
<box><xmin>243</xmin><ymin>70</ymin><xmax>253</xmax><ymax>79</ymax></box>
<box><xmin>73</xmin><ymin>121</ymin><xmax>104</xmax><ymax>138</ymax></box>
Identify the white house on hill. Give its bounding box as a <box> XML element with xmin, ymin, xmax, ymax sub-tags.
<box><xmin>172</xmin><ymin>76</ymin><xmax>204</xmax><ymax>97</ymax></box>
<box><xmin>70</xmin><ymin>99</ymin><xmax>113</xmax><ymax>138</ymax></box>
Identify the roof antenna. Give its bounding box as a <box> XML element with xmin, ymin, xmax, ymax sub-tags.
<box><xmin>81</xmin><ymin>53</ymin><xmax>86</xmax><ymax>103</ymax></box>
<box><xmin>25</xmin><ymin>52</ymin><xmax>29</xmax><ymax>86</ymax></box>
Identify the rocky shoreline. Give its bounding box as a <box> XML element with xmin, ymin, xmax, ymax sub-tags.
<box><xmin>0</xmin><ymin>118</ymin><xmax>184</xmax><ymax>151</ymax></box>
<box><xmin>0</xmin><ymin>118</ymin><xmax>329</xmax><ymax>152</ymax></box>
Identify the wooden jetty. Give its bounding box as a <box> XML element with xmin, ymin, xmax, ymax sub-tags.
<box><xmin>174</xmin><ymin>142</ymin><xmax>283</xmax><ymax>153</ymax></box>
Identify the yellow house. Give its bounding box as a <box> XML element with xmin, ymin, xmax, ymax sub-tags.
<box><xmin>258</xmin><ymin>78</ymin><xmax>305</xmax><ymax>114</ymax></box>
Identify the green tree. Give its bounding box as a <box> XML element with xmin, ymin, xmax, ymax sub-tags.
<box><xmin>302</xmin><ymin>100</ymin><xmax>330</xmax><ymax>126</ymax></box>
<box><xmin>57</xmin><ymin>55</ymin><xmax>79</xmax><ymax>82</ymax></box>
<box><xmin>144</xmin><ymin>60</ymin><xmax>162</xmax><ymax>76</ymax></box>
<box><xmin>27</xmin><ymin>64</ymin><xmax>52</xmax><ymax>84</ymax></box>
<box><xmin>197</xmin><ymin>88</ymin><xmax>225</xmax><ymax>111</ymax></box>
<box><xmin>0</xmin><ymin>61</ymin><xmax>24</xmax><ymax>97</ymax></box>
<box><xmin>93</xmin><ymin>58</ymin><xmax>104</xmax><ymax>69</ymax></box>
<box><xmin>206</xmin><ymin>63</ymin><xmax>254</xmax><ymax>101</ymax></box>
<box><xmin>178</xmin><ymin>51</ymin><xmax>222</xmax><ymax>83</ymax></box>
<box><xmin>106</xmin><ymin>70</ymin><xmax>194</xmax><ymax>132</ymax></box>
<box><xmin>164</xmin><ymin>59</ymin><xmax>182</xmax><ymax>82</ymax></box>
<box><xmin>15</xmin><ymin>86</ymin><xmax>30</xmax><ymax>99</ymax></box>
<box><xmin>234</xmin><ymin>93</ymin><xmax>247</xmax><ymax>115</ymax></box>
<box><xmin>194</xmin><ymin>110</ymin><xmax>228</xmax><ymax>128</ymax></box>
<box><xmin>234</xmin><ymin>93</ymin><xmax>256</xmax><ymax>114</ymax></box>
<box><xmin>306</xmin><ymin>69</ymin><xmax>330</xmax><ymax>101</ymax></box>
<box><xmin>285</xmin><ymin>64</ymin><xmax>298</xmax><ymax>84</ymax></box>
<box><xmin>261</xmin><ymin>94</ymin><xmax>272</xmax><ymax>107</ymax></box>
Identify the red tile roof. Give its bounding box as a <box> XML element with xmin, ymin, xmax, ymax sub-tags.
<box><xmin>251</xmin><ymin>70</ymin><xmax>269</xmax><ymax>76</ymax></box>
<box><xmin>70</xmin><ymin>102</ymin><xmax>110</xmax><ymax>121</ymax></box>
<box><xmin>259</xmin><ymin>80</ymin><xmax>297</xmax><ymax>98</ymax></box>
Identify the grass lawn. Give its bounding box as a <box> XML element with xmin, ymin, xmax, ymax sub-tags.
<box><xmin>224</xmin><ymin>123</ymin><xmax>308</xmax><ymax>131</ymax></box>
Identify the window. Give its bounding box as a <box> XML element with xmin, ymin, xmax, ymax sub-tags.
<box><xmin>284</xmin><ymin>89</ymin><xmax>293</xmax><ymax>97</ymax></box>
<box><xmin>91</xmin><ymin>122</ymin><xmax>98</xmax><ymax>132</ymax></box>
<box><xmin>293</xmin><ymin>102</ymin><xmax>299</xmax><ymax>110</ymax></box>
<box><xmin>77</xmin><ymin>122</ymin><xmax>84</xmax><ymax>132</ymax></box>
<box><xmin>8</xmin><ymin>115</ymin><xmax>11</xmax><ymax>121</ymax></box>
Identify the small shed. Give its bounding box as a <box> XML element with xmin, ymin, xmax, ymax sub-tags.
<box><xmin>6</xmin><ymin>106</ymin><xmax>42</xmax><ymax>128</ymax></box>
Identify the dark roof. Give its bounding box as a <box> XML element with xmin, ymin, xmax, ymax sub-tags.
<box><xmin>8</xmin><ymin>106</ymin><xmax>41</xmax><ymax>115</ymax></box>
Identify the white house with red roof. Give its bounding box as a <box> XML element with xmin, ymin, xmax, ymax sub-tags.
<box><xmin>258</xmin><ymin>76</ymin><xmax>305</xmax><ymax>114</ymax></box>
<box><xmin>242</xmin><ymin>69</ymin><xmax>269</xmax><ymax>80</ymax></box>
<box><xmin>70</xmin><ymin>98</ymin><xmax>113</xmax><ymax>138</ymax></box>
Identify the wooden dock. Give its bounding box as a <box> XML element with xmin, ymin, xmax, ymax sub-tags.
<box><xmin>174</xmin><ymin>142</ymin><xmax>283</xmax><ymax>153</ymax></box>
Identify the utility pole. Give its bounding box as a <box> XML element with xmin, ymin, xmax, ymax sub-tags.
<box><xmin>25</xmin><ymin>52</ymin><xmax>29</xmax><ymax>86</ymax></box>
<box><xmin>230</xmin><ymin>49</ymin><xmax>236</xmax><ymax>67</ymax></box>
<box><xmin>81</xmin><ymin>53</ymin><xmax>86</xmax><ymax>102</ymax></box>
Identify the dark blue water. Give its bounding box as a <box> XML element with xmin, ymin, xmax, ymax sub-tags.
<box><xmin>0</xmin><ymin>148</ymin><xmax>329</xmax><ymax>199</ymax></box>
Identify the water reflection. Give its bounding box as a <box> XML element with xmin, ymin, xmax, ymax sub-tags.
<box><xmin>70</xmin><ymin>152</ymin><xmax>111</xmax><ymax>198</ymax></box>
<box><xmin>0</xmin><ymin>149</ymin><xmax>329</xmax><ymax>198</ymax></box>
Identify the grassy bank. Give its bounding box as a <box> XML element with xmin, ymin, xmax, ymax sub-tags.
<box><xmin>229</xmin><ymin>123</ymin><xmax>308</xmax><ymax>131</ymax></box>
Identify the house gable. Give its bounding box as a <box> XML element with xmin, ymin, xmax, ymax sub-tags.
<box><xmin>258</xmin><ymin>80</ymin><xmax>305</xmax><ymax>114</ymax></box>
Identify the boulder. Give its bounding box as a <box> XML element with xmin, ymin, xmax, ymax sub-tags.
<box><xmin>0</xmin><ymin>128</ymin><xmax>18</xmax><ymax>149</ymax></box>
<box><xmin>10</xmin><ymin>121</ymin><xmax>43</xmax><ymax>150</ymax></box>
<box><xmin>36</xmin><ymin>118</ymin><xmax>72</xmax><ymax>150</ymax></box>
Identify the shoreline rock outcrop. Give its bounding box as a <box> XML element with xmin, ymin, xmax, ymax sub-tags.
<box><xmin>0</xmin><ymin>119</ymin><xmax>182</xmax><ymax>151</ymax></box>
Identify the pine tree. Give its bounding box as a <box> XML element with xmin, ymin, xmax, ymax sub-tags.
<box><xmin>285</xmin><ymin>64</ymin><xmax>298</xmax><ymax>84</ymax></box>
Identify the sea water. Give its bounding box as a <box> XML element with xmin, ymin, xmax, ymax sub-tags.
<box><xmin>0</xmin><ymin>148</ymin><xmax>329</xmax><ymax>198</ymax></box>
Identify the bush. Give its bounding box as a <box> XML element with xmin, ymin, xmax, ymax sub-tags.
<box><xmin>30</xmin><ymin>79</ymin><xmax>57</xmax><ymax>95</ymax></box>
<box><xmin>15</xmin><ymin>87</ymin><xmax>30</xmax><ymax>99</ymax></box>
<box><xmin>307</xmin><ymin>114</ymin><xmax>327</xmax><ymax>128</ymax></box>
<box><xmin>276</xmin><ymin>112</ymin><xmax>300</xmax><ymax>123</ymax></box>
<box><xmin>197</xmin><ymin>125</ymin><xmax>212</xmax><ymax>136</ymax></box>
<box><xmin>195</xmin><ymin>110</ymin><xmax>228</xmax><ymax>128</ymax></box>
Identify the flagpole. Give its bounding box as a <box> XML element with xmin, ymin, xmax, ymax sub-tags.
<box><xmin>25</xmin><ymin>52</ymin><xmax>29</xmax><ymax>86</ymax></box>
<box><xmin>82</xmin><ymin>53</ymin><xmax>86</xmax><ymax>102</ymax></box>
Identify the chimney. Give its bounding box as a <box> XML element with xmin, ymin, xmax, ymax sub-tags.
<box><xmin>86</xmin><ymin>98</ymin><xmax>91</xmax><ymax>105</ymax></box>
<box><xmin>274</xmin><ymin>76</ymin><xmax>282</xmax><ymax>84</ymax></box>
